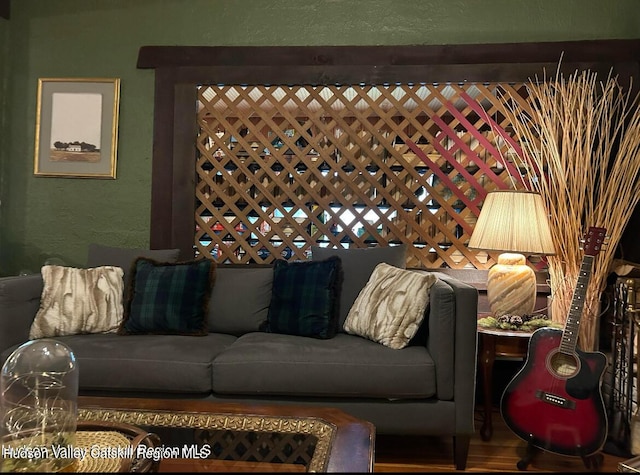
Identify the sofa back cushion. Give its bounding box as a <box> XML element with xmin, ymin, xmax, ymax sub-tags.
<box><xmin>0</xmin><ymin>274</ymin><xmax>44</xmax><ymax>357</ymax></box>
<box><xmin>311</xmin><ymin>244</ymin><xmax>407</xmax><ymax>329</ymax></box>
<box><xmin>87</xmin><ymin>244</ymin><xmax>180</xmax><ymax>292</ymax></box>
<box><xmin>208</xmin><ymin>266</ymin><xmax>273</xmax><ymax>335</ymax></box>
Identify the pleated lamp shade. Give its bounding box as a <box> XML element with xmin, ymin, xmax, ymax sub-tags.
<box><xmin>469</xmin><ymin>190</ymin><xmax>556</xmax><ymax>317</ymax></box>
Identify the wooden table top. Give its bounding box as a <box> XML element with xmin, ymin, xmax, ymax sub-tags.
<box><xmin>77</xmin><ymin>396</ymin><xmax>375</xmax><ymax>473</ymax></box>
<box><xmin>477</xmin><ymin>326</ymin><xmax>534</xmax><ymax>338</ymax></box>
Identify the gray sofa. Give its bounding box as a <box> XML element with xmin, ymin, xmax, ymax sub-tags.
<box><xmin>0</xmin><ymin>245</ymin><xmax>479</xmax><ymax>470</ymax></box>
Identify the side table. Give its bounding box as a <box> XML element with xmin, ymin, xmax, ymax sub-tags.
<box><xmin>477</xmin><ymin>325</ymin><xmax>532</xmax><ymax>441</ymax></box>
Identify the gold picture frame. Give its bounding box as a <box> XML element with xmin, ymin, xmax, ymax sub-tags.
<box><xmin>34</xmin><ymin>78</ymin><xmax>120</xmax><ymax>178</ymax></box>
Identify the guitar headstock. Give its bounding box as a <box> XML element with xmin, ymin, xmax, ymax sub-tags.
<box><xmin>581</xmin><ymin>226</ymin><xmax>607</xmax><ymax>256</ymax></box>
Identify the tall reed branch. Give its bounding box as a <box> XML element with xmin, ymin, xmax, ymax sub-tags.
<box><xmin>504</xmin><ymin>68</ymin><xmax>640</xmax><ymax>351</ymax></box>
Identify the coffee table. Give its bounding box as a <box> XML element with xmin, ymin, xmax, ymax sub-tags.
<box><xmin>77</xmin><ymin>396</ymin><xmax>375</xmax><ymax>472</ymax></box>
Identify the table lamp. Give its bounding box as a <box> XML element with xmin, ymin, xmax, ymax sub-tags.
<box><xmin>468</xmin><ymin>189</ymin><xmax>556</xmax><ymax>317</ymax></box>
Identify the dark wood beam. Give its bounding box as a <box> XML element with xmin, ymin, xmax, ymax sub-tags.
<box><xmin>0</xmin><ymin>0</ymin><xmax>9</xmax><ymax>20</ymax></box>
<box><xmin>137</xmin><ymin>40</ymin><xmax>640</xmax><ymax>69</ymax></box>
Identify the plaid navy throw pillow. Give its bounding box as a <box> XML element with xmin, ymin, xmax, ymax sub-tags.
<box><xmin>264</xmin><ymin>256</ymin><xmax>342</xmax><ymax>339</ymax></box>
<box><xmin>120</xmin><ymin>257</ymin><xmax>215</xmax><ymax>335</ymax></box>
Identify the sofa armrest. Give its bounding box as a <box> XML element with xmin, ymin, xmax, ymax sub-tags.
<box><xmin>429</xmin><ymin>272</ymin><xmax>478</xmax><ymax>435</ymax></box>
<box><xmin>426</xmin><ymin>277</ymin><xmax>456</xmax><ymax>399</ymax></box>
<box><xmin>0</xmin><ymin>274</ymin><xmax>43</xmax><ymax>357</ymax></box>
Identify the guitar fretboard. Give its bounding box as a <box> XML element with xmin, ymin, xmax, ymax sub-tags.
<box><xmin>560</xmin><ymin>255</ymin><xmax>594</xmax><ymax>354</ymax></box>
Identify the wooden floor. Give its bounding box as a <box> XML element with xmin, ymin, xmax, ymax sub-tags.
<box><xmin>374</xmin><ymin>407</ymin><xmax>629</xmax><ymax>472</ymax></box>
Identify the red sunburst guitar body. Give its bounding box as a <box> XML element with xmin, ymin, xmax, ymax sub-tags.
<box><xmin>501</xmin><ymin>327</ymin><xmax>607</xmax><ymax>456</ymax></box>
<box><xmin>500</xmin><ymin>226</ymin><xmax>608</xmax><ymax>459</ymax></box>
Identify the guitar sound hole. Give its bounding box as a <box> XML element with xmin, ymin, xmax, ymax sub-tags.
<box><xmin>548</xmin><ymin>351</ymin><xmax>579</xmax><ymax>378</ymax></box>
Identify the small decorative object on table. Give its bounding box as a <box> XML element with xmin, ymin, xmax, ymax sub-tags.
<box><xmin>478</xmin><ymin>313</ymin><xmax>562</xmax><ymax>333</ymax></box>
<box><xmin>1</xmin><ymin>339</ymin><xmax>160</xmax><ymax>472</ymax></box>
<box><xmin>73</xmin><ymin>420</ymin><xmax>161</xmax><ymax>473</ymax></box>
<box><xmin>1</xmin><ymin>339</ymin><xmax>78</xmax><ymax>472</ymax></box>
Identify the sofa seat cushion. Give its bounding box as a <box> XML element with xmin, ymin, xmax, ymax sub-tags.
<box><xmin>212</xmin><ymin>332</ymin><xmax>435</xmax><ymax>399</ymax></box>
<box><xmin>30</xmin><ymin>333</ymin><xmax>237</xmax><ymax>393</ymax></box>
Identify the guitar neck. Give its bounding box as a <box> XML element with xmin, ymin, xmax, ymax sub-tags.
<box><xmin>560</xmin><ymin>255</ymin><xmax>594</xmax><ymax>354</ymax></box>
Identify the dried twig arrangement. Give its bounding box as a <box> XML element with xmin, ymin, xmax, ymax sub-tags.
<box><xmin>504</xmin><ymin>67</ymin><xmax>640</xmax><ymax>351</ymax></box>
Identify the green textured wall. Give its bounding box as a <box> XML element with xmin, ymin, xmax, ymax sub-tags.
<box><xmin>0</xmin><ymin>15</ymin><xmax>7</xmax><ymax>275</ymax></box>
<box><xmin>1</xmin><ymin>0</ymin><xmax>639</xmax><ymax>275</ymax></box>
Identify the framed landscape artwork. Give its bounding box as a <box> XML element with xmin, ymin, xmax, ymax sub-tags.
<box><xmin>34</xmin><ymin>78</ymin><xmax>120</xmax><ymax>178</ymax></box>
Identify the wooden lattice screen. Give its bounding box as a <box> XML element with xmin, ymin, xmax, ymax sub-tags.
<box><xmin>195</xmin><ymin>82</ymin><xmax>530</xmax><ymax>269</ymax></box>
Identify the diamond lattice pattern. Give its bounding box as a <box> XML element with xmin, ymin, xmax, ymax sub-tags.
<box><xmin>195</xmin><ymin>83</ymin><xmax>529</xmax><ymax>268</ymax></box>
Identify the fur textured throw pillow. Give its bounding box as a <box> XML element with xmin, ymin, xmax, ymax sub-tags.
<box><xmin>343</xmin><ymin>263</ymin><xmax>437</xmax><ymax>349</ymax></box>
<box><xmin>29</xmin><ymin>265</ymin><xmax>125</xmax><ymax>339</ymax></box>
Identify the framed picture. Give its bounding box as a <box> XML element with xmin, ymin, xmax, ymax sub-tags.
<box><xmin>34</xmin><ymin>78</ymin><xmax>120</xmax><ymax>178</ymax></box>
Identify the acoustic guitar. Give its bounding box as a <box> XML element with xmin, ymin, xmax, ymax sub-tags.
<box><xmin>500</xmin><ymin>226</ymin><xmax>608</xmax><ymax>459</ymax></box>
